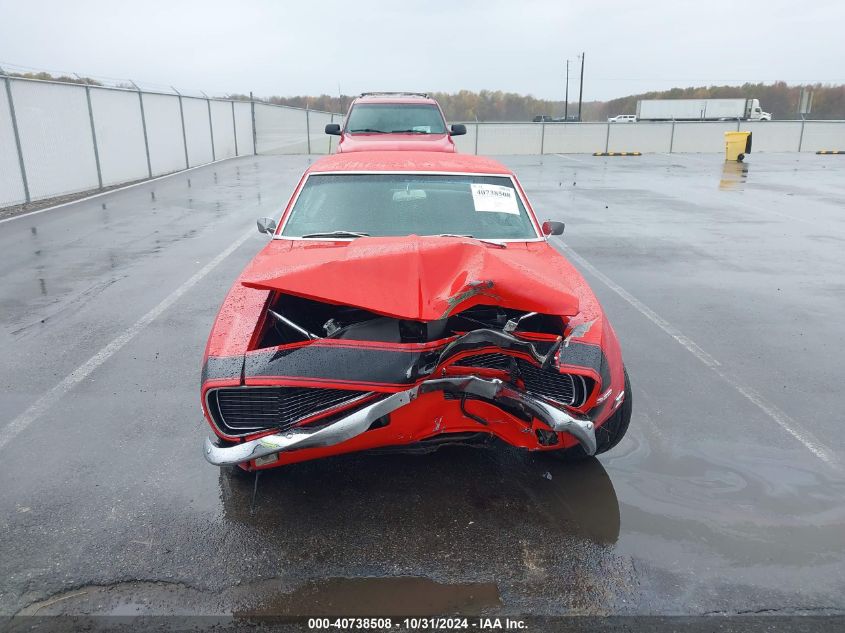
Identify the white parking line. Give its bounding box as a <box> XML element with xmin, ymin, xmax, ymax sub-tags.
<box><xmin>554</xmin><ymin>154</ymin><xmax>588</xmax><ymax>163</ymax></box>
<box><xmin>559</xmin><ymin>241</ymin><xmax>840</xmax><ymax>470</ymax></box>
<box><xmin>0</xmin><ymin>229</ymin><xmax>255</xmax><ymax>452</ymax></box>
<box><xmin>656</xmin><ymin>152</ymin><xmax>716</xmax><ymax>164</ymax></box>
<box><xmin>727</xmin><ymin>196</ymin><xmax>826</xmax><ymax>229</ymax></box>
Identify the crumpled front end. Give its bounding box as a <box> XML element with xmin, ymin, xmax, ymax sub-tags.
<box><xmin>201</xmin><ymin>282</ymin><xmax>623</xmax><ymax>470</ymax></box>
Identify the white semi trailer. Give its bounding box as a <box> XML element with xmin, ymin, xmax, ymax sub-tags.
<box><xmin>636</xmin><ymin>98</ymin><xmax>772</xmax><ymax>121</ymax></box>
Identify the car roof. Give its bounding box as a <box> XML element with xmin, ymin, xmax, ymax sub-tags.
<box><xmin>353</xmin><ymin>94</ymin><xmax>440</xmax><ymax>106</ymax></box>
<box><xmin>306</xmin><ymin>151</ymin><xmax>514</xmax><ymax>175</ymax></box>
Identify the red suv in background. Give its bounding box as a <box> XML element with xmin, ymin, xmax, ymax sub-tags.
<box><xmin>325</xmin><ymin>92</ymin><xmax>466</xmax><ymax>153</ymax></box>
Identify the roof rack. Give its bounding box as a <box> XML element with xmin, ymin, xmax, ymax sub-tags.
<box><xmin>359</xmin><ymin>91</ymin><xmax>430</xmax><ymax>98</ymax></box>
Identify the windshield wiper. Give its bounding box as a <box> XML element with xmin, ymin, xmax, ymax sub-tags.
<box><xmin>300</xmin><ymin>230</ymin><xmax>370</xmax><ymax>239</ymax></box>
<box><xmin>349</xmin><ymin>128</ymin><xmax>388</xmax><ymax>134</ymax></box>
<box><xmin>435</xmin><ymin>234</ymin><xmax>507</xmax><ymax>249</ymax></box>
<box><xmin>389</xmin><ymin>129</ymin><xmax>430</xmax><ymax>134</ymax></box>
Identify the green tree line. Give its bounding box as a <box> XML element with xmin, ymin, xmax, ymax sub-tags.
<box><xmin>8</xmin><ymin>71</ymin><xmax>104</xmax><ymax>86</ymax></box>
<box><xmin>250</xmin><ymin>82</ymin><xmax>844</xmax><ymax>121</ymax></box>
<box><xmin>596</xmin><ymin>82</ymin><xmax>845</xmax><ymax>121</ymax></box>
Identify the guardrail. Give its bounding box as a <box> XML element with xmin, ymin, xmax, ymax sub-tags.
<box><xmin>450</xmin><ymin>120</ymin><xmax>845</xmax><ymax>156</ymax></box>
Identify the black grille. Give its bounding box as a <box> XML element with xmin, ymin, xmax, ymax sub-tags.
<box><xmin>515</xmin><ymin>360</ymin><xmax>585</xmax><ymax>406</ymax></box>
<box><xmin>453</xmin><ymin>352</ymin><xmax>514</xmax><ymax>370</ymax></box>
<box><xmin>209</xmin><ymin>387</ymin><xmax>371</xmax><ymax>436</ymax></box>
<box><xmin>453</xmin><ymin>353</ymin><xmax>592</xmax><ymax>407</ymax></box>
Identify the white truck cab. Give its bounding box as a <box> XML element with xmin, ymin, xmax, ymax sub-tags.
<box><xmin>608</xmin><ymin>114</ymin><xmax>637</xmax><ymax>123</ymax></box>
<box><xmin>749</xmin><ymin>100</ymin><xmax>772</xmax><ymax>121</ymax></box>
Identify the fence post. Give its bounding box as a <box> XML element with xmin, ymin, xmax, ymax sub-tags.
<box><xmin>173</xmin><ymin>87</ymin><xmax>190</xmax><ymax>168</ymax></box>
<box><xmin>305</xmin><ymin>107</ymin><xmax>312</xmax><ymax>154</ymax></box>
<box><xmin>131</xmin><ymin>81</ymin><xmax>153</xmax><ymax>178</ymax></box>
<box><xmin>798</xmin><ymin>117</ymin><xmax>806</xmax><ymax>152</ymax></box>
<box><xmin>328</xmin><ymin>113</ymin><xmax>334</xmax><ymax>154</ymax></box>
<box><xmin>81</xmin><ymin>81</ymin><xmax>103</xmax><ymax>189</ymax></box>
<box><xmin>736</xmin><ymin>118</ymin><xmax>741</xmax><ymax>131</ymax></box>
<box><xmin>231</xmin><ymin>100</ymin><xmax>239</xmax><ymax>156</ymax></box>
<box><xmin>2</xmin><ymin>72</ymin><xmax>31</xmax><ymax>203</ymax></box>
<box><xmin>474</xmin><ymin>118</ymin><xmax>479</xmax><ymax>155</ymax></box>
<box><xmin>605</xmin><ymin>122</ymin><xmax>611</xmax><ymax>153</ymax></box>
<box><xmin>540</xmin><ymin>120</ymin><xmax>545</xmax><ymax>155</ymax></box>
<box><xmin>669</xmin><ymin>119</ymin><xmax>675</xmax><ymax>153</ymax></box>
<box><xmin>205</xmin><ymin>94</ymin><xmax>216</xmax><ymax>161</ymax></box>
<box><xmin>250</xmin><ymin>91</ymin><xmax>257</xmax><ymax>155</ymax></box>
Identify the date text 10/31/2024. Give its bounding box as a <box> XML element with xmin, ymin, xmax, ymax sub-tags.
<box><xmin>307</xmin><ymin>617</ymin><xmax>528</xmax><ymax>630</ymax></box>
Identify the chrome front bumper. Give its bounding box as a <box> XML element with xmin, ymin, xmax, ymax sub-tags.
<box><xmin>203</xmin><ymin>376</ymin><xmax>596</xmax><ymax>466</ymax></box>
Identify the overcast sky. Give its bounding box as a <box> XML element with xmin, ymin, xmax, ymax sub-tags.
<box><xmin>1</xmin><ymin>0</ymin><xmax>844</xmax><ymax>101</ymax></box>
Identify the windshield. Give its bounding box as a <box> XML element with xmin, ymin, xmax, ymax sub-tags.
<box><xmin>346</xmin><ymin>104</ymin><xmax>448</xmax><ymax>134</ymax></box>
<box><xmin>281</xmin><ymin>174</ymin><xmax>538</xmax><ymax>240</ymax></box>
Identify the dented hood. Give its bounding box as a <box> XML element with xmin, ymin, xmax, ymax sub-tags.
<box><xmin>241</xmin><ymin>236</ymin><xmax>580</xmax><ymax>320</ymax></box>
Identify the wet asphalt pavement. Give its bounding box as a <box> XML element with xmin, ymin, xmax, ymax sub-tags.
<box><xmin>1</xmin><ymin>152</ymin><xmax>844</xmax><ymax>622</ymax></box>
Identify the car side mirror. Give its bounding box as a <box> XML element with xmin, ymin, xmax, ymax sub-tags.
<box><xmin>325</xmin><ymin>123</ymin><xmax>341</xmax><ymax>135</ymax></box>
<box><xmin>450</xmin><ymin>124</ymin><xmax>467</xmax><ymax>136</ymax></box>
<box><xmin>542</xmin><ymin>220</ymin><xmax>565</xmax><ymax>236</ymax></box>
<box><xmin>256</xmin><ymin>217</ymin><xmax>278</xmax><ymax>235</ymax></box>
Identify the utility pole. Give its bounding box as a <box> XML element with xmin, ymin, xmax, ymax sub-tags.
<box><xmin>564</xmin><ymin>59</ymin><xmax>570</xmax><ymax>121</ymax></box>
<box><xmin>577</xmin><ymin>52</ymin><xmax>585</xmax><ymax>122</ymax></box>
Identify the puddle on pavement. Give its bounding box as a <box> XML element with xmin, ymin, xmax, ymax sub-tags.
<box><xmin>211</xmin><ymin>445</ymin><xmax>621</xmax><ymax>545</ymax></box>
<box><xmin>603</xmin><ymin>427</ymin><xmax>845</xmax><ymax>568</ymax></box>
<box><xmin>19</xmin><ymin>577</ymin><xmax>501</xmax><ymax>617</ymax></box>
<box><xmin>237</xmin><ymin>577</ymin><xmax>502</xmax><ymax>617</ymax></box>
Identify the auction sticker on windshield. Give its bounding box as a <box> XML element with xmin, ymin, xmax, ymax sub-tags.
<box><xmin>470</xmin><ymin>183</ymin><xmax>519</xmax><ymax>215</ymax></box>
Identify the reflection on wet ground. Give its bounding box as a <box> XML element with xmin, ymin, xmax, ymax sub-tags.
<box><xmin>218</xmin><ymin>446</ymin><xmax>621</xmax><ymax>547</ymax></box>
<box><xmin>11</xmin><ymin>444</ymin><xmax>628</xmax><ymax>616</ymax></box>
<box><xmin>719</xmin><ymin>161</ymin><xmax>750</xmax><ymax>190</ymax></box>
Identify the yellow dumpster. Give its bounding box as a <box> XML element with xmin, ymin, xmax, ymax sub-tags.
<box><xmin>725</xmin><ymin>131</ymin><xmax>752</xmax><ymax>162</ymax></box>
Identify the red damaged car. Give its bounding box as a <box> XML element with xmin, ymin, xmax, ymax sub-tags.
<box><xmin>324</xmin><ymin>92</ymin><xmax>466</xmax><ymax>153</ymax></box>
<box><xmin>202</xmin><ymin>151</ymin><xmax>631</xmax><ymax>471</ymax></box>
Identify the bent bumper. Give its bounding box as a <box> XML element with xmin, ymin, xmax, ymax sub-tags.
<box><xmin>203</xmin><ymin>376</ymin><xmax>596</xmax><ymax>466</ymax></box>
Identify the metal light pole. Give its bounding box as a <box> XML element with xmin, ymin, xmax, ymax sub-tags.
<box><xmin>564</xmin><ymin>59</ymin><xmax>570</xmax><ymax>121</ymax></box>
<box><xmin>250</xmin><ymin>91</ymin><xmax>257</xmax><ymax>156</ymax></box>
<box><xmin>1</xmin><ymin>65</ymin><xmax>31</xmax><ymax>203</ymax></box>
<box><xmin>76</xmin><ymin>73</ymin><xmax>103</xmax><ymax>189</ymax></box>
<box><xmin>577</xmin><ymin>52</ymin><xmax>585</xmax><ymax>122</ymax></box>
